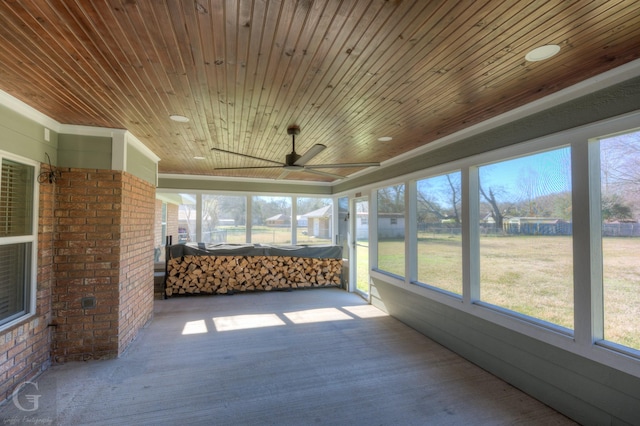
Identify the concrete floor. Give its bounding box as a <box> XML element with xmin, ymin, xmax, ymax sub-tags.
<box><xmin>0</xmin><ymin>288</ymin><xmax>576</xmax><ymax>425</ymax></box>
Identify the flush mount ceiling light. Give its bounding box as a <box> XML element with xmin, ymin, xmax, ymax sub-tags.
<box><xmin>193</xmin><ymin>156</ymin><xmax>205</xmax><ymax>160</ymax></box>
<box><xmin>378</xmin><ymin>136</ymin><xmax>393</xmax><ymax>142</ymax></box>
<box><xmin>169</xmin><ymin>114</ymin><xmax>190</xmax><ymax>122</ymax></box>
<box><xmin>525</xmin><ymin>44</ymin><xmax>561</xmax><ymax>62</ymax></box>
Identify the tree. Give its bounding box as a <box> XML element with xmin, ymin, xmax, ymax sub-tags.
<box><xmin>417</xmin><ymin>192</ymin><xmax>446</xmax><ymax>222</ymax></box>
<box><xmin>600</xmin><ymin>131</ymin><xmax>640</xmax><ymax>219</ymax></box>
<box><xmin>218</xmin><ymin>196</ymin><xmax>246</xmax><ymax>225</ymax></box>
<box><xmin>377</xmin><ymin>184</ymin><xmax>405</xmax><ymax>213</ymax></box>
<box><xmin>416</xmin><ymin>172</ymin><xmax>461</xmax><ymax>224</ymax></box>
<box><xmin>202</xmin><ymin>196</ymin><xmax>220</xmax><ymax>236</ymax></box>
<box><xmin>252</xmin><ymin>196</ymin><xmax>291</xmax><ymax>225</ymax></box>
<box><xmin>601</xmin><ymin>194</ymin><xmax>633</xmax><ymax>222</ymax></box>
<box><xmin>297</xmin><ymin>197</ymin><xmax>329</xmax><ymax>214</ymax></box>
<box><xmin>479</xmin><ymin>185</ymin><xmax>507</xmax><ymax>229</ymax></box>
<box><xmin>445</xmin><ymin>173</ymin><xmax>461</xmax><ymax>224</ymax></box>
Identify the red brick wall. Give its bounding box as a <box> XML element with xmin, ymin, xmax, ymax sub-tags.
<box><xmin>0</xmin><ymin>163</ymin><xmax>54</xmax><ymax>400</ymax></box>
<box><xmin>51</xmin><ymin>169</ymin><xmax>155</xmax><ymax>362</ymax></box>
<box><xmin>52</xmin><ymin>169</ymin><xmax>122</xmax><ymax>362</ymax></box>
<box><xmin>118</xmin><ymin>173</ymin><xmax>155</xmax><ymax>354</ymax></box>
<box><xmin>0</xmin><ymin>165</ymin><xmax>156</xmax><ymax>402</ymax></box>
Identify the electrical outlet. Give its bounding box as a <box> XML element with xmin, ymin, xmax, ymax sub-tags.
<box><xmin>81</xmin><ymin>296</ymin><xmax>96</xmax><ymax>309</ymax></box>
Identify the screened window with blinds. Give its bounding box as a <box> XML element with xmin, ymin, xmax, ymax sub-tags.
<box><xmin>0</xmin><ymin>157</ymin><xmax>35</xmax><ymax>326</ymax></box>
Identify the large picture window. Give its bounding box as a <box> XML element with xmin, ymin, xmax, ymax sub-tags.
<box><xmin>377</xmin><ymin>184</ymin><xmax>405</xmax><ymax>277</ymax></box>
<box><xmin>599</xmin><ymin>129</ymin><xmax>640</xmax><ymax>351</ymax></box>
<box><xmin>0</xmin><ymin>156</ymin><xmax>36</xmax><ymax>327</ymax></box>
<box><xmin>251</xmin><ymin>196</ymin><xmax>292</xmax><ymax>244</ymax></box>
<box><xmin>202</xmin><ymin>194</ymin><xmax>246</xmax><ymax>244</ymax></box>
<box><xmin>296</xmin><ymin>197</ymin><xmax>333</xmax><ymax>245</ymax></box>
<box><xmin>478</xmin><ymin>148</ymin><xmax>573</xmax><ymax>329</ymax></box>
<box><xmin>155</xmin><ymin>194</ymin><xmax>333</xmax><ymax>247</ymax></box>
<box><xmin>415</xmin><ymin>171</ymin><xmax>462</xmax><ymax>295</ymax></box>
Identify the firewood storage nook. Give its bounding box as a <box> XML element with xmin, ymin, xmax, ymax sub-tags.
<box><xmin>164</xmin><ymin>243</ymin><xmax>343</xmax><ymax>297</ymax></box>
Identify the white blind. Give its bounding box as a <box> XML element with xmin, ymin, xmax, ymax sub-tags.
<box><xmin>0</xmin><ymin>157</ymin><xmax>34</xmax><ymax>324</ymax></box>
<box><xmin>1</xmin><ymin>158</ymin><xmax>34</xmax><ymax>237</ymax></box>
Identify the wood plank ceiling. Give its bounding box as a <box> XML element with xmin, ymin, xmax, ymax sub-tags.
<box><xmin>0</xmin><ymin>1</ymin><xmax>638</xmax><ymax>182</ymax></box>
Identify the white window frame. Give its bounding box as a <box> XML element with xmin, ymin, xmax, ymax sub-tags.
<box><xmin>374</xmin><ymin>183</ymin><xmax>406</xmax><ymax>280</ymax></box>
<box><xmin>364</xmin><ymin>110</ymin><xmax>640</xmax><ymax>378</ymax></box>
<box><xmin>154</xmin><ymin>190</ymin><xmax>334</xmax><ymax>246</ymax></box>
<box><xmin>411</xmin><ymin>170</ymin><xmax>464</xmax><ymax>296</ymax></box>
<box><xmin>295</xmin><ymin>196</ymin><xmax>334</xmax><ymax>246</ymax></box>
<box><xmin>0</xmin><ymin>150</ymin><xmax>39</xmax><ymax>331</ymax></box>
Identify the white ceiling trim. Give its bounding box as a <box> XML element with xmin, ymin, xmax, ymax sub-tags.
<box><xmin>159</xmin><ymin>172</ymin><xmax>333</xmax><ymax>187</ymax></box>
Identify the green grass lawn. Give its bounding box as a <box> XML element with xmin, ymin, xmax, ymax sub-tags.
<box><xmin>217</xmin><ymin>226</ymin><xmax>332</xmax><ymax>245</ymax></box>
<box><xmin>377</xmin><ymin>234</ymin><xmax>639</xmax><ymax>351</ymax></box>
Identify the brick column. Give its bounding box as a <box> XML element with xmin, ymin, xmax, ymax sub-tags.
<box><xmin>52</xmin><ymin>169</ymin><xmax>154</xmax><ymax>362</ymax></box>
<box><xmin>118</xmin><ymin>173</ymin><xmax>155</xmax><ymax>354</ymax></box>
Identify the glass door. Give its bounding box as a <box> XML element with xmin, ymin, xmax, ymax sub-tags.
<box><xmin>352</xmin><ymin>197</ymin><xmax>370</xmax><ymax>297</ymax></box>
<box><xmin>336</xmin><ymin>197</ymin><xmax>349</xmax><ymax>290</ymax></box>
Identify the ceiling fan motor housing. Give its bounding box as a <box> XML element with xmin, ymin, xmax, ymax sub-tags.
<box><xmin>287</xmin><ymin>125</ymin><xmax>300</xmax><ymax>136</ymax></box>
<box><xmin>285</xmin><ymin>152</ymin><xmax>302</xmax><ymax>169</ymax></box>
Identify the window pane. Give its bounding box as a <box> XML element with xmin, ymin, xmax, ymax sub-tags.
<box><xmin>416</xmin><ymin>172</ymin><xmax>462</xmax><ymax>294</ymax></box>
<box><xmin>1</xmin><ymin>159</ymin><xmax>34</xmax><ymax>237</ymax></box>
<box><xmin>155</xmin><ymin>193</ymin><xmax>195</xmax><ymax>247</ymax></box>
<box><xmin>0</xmin><ymin>243</ymin><xmax>31</xmax><ymax>325</ymax></box>
<box><xmin>337</xmin><ymin>197</ymin><xmax>349</xmax><ymax>261</ymax></box>
<box><xmin>355</xmin><ymin>199</ymin><xmax>369</xmax><ymax>293</ymax></box>
<box><xmin>297</xmin><ymin>198</ymin><xmax>333</xmax><ymax>245</ymax></box>
<box><xmin>251</xmin><ymin>196</ymin><xmax>292</xmax><ymax>244</ymax></box>
<box><xmin>478</xmin><ymin>148</ymin><xmax>573</xmax><ymax>329</ymax></box>
<box><xmin>600</xmin><ymin>130</ymin><xmax>640</xmax><ymax>351</ymax></box>
<box><xmin>161</xmin><ymin>202</ymin><xmax>167</xmax><ymax>246</ymax></box>
<box><xmin>377</xmin><ymin>184</ymin><xmax>405</xmax><ymax>276</ymax></box>
<box><xmin>175</xmin><ymin>193</ymin><xmax>197</xmax><ymax>243</ymax></box>
<box><xmin>202</xmin><ymin>195</ymin><xmax>246</xmax><ymax>244</ymax></box>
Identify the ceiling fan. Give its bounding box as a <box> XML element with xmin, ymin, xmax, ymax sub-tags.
<box><xmin>211</xmin><ymin>125</ymin><xmax>380</xmax><ymax>180</ymax></box>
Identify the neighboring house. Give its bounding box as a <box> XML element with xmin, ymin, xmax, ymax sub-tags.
<box><xmin>504</xmin><ymin>217</ymin><xmax>571</xmax><ymax>235</ymax></box>
<box><xmin>296</xmin><ymin>215</ymin><xmax>308</xmax><ymax>228</ymax></box>
<box><xmin>480</xmin><ymin>212</ymin><xmax>496</xmax><ymax>224</ymax></box>
<box><xmin>301</xmin><ymin>205</ymin><xmax>332</xmax><ymax>239</ymax></box>
<box><xmin>378</xmin><ymin>213</ymin><xmax>405</xmax><ymax>239</ymax></box>
<box><xmin>265</xmin><ymin>213</ymin><xmax>291</xmax><ymax>227</ymax></box>
<box><xmin>355</xmin><ymin>212</ymin><xmax>369</xmax><ymax>240</ymax></box>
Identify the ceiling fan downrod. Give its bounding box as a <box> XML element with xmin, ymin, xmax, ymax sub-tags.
<box><xmin>285</xmin><ymin>125</ymin><xmax>302</xmax><ymax>168</ymax></box>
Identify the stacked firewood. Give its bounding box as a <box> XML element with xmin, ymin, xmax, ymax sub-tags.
<box><xmin>165</xmin><ymin>255</ymin><xmax>342</xmax><ymax>296</ymax></box>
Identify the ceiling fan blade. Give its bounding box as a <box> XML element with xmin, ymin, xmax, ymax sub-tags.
<box><xmin>213</xmin><ymin>166</ymin><xmax>284</xmax><ymax>170</ymax></box>
<box><xmin>304</xmin><ymin>162</ymin><xmax>380</xmax><ymax>169</ymax></box>
<box><xmin>211</xmin><ymin>147</ymin><xmax>282</xmax><ymax>166</ymax></box>
<box><xmin>276</xmin><ymin>169</ymin><xmax>291</xmax><ymax>180</ymax></box>
<box><xmin>293</xmin><ymin>144</ymin><xmax>326</xmax><ymax>166</ymax></box>
<box><xmin>302</xmin><ymin>168</ymin><xmax>346</xmax><ymax>179</ymax></box>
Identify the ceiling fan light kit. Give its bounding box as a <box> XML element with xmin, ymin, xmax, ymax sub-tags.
<box><xmin>210</xmin><ymin>125</ymin><xmax>380</xmax><ymax>180</ymax></box>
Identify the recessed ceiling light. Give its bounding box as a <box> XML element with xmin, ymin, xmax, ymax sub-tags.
<box><xmin>193</xmin><ymin>156</ymin><xmax>206</xmax><ymax>160</ymax></box>
<box><xmin>169</xmin><ymin>114</ymin><xmax>190</xmax><ymax>122</ymax></box>
<box><xmin>378</xmin><ymin>136</ymin><xmax>393</xmax><ymax>142</ymax></box>
<box><xmin>525</xmin><ymin>44</ymin><xmax>561</xmax><ymax>62</ymax></box>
